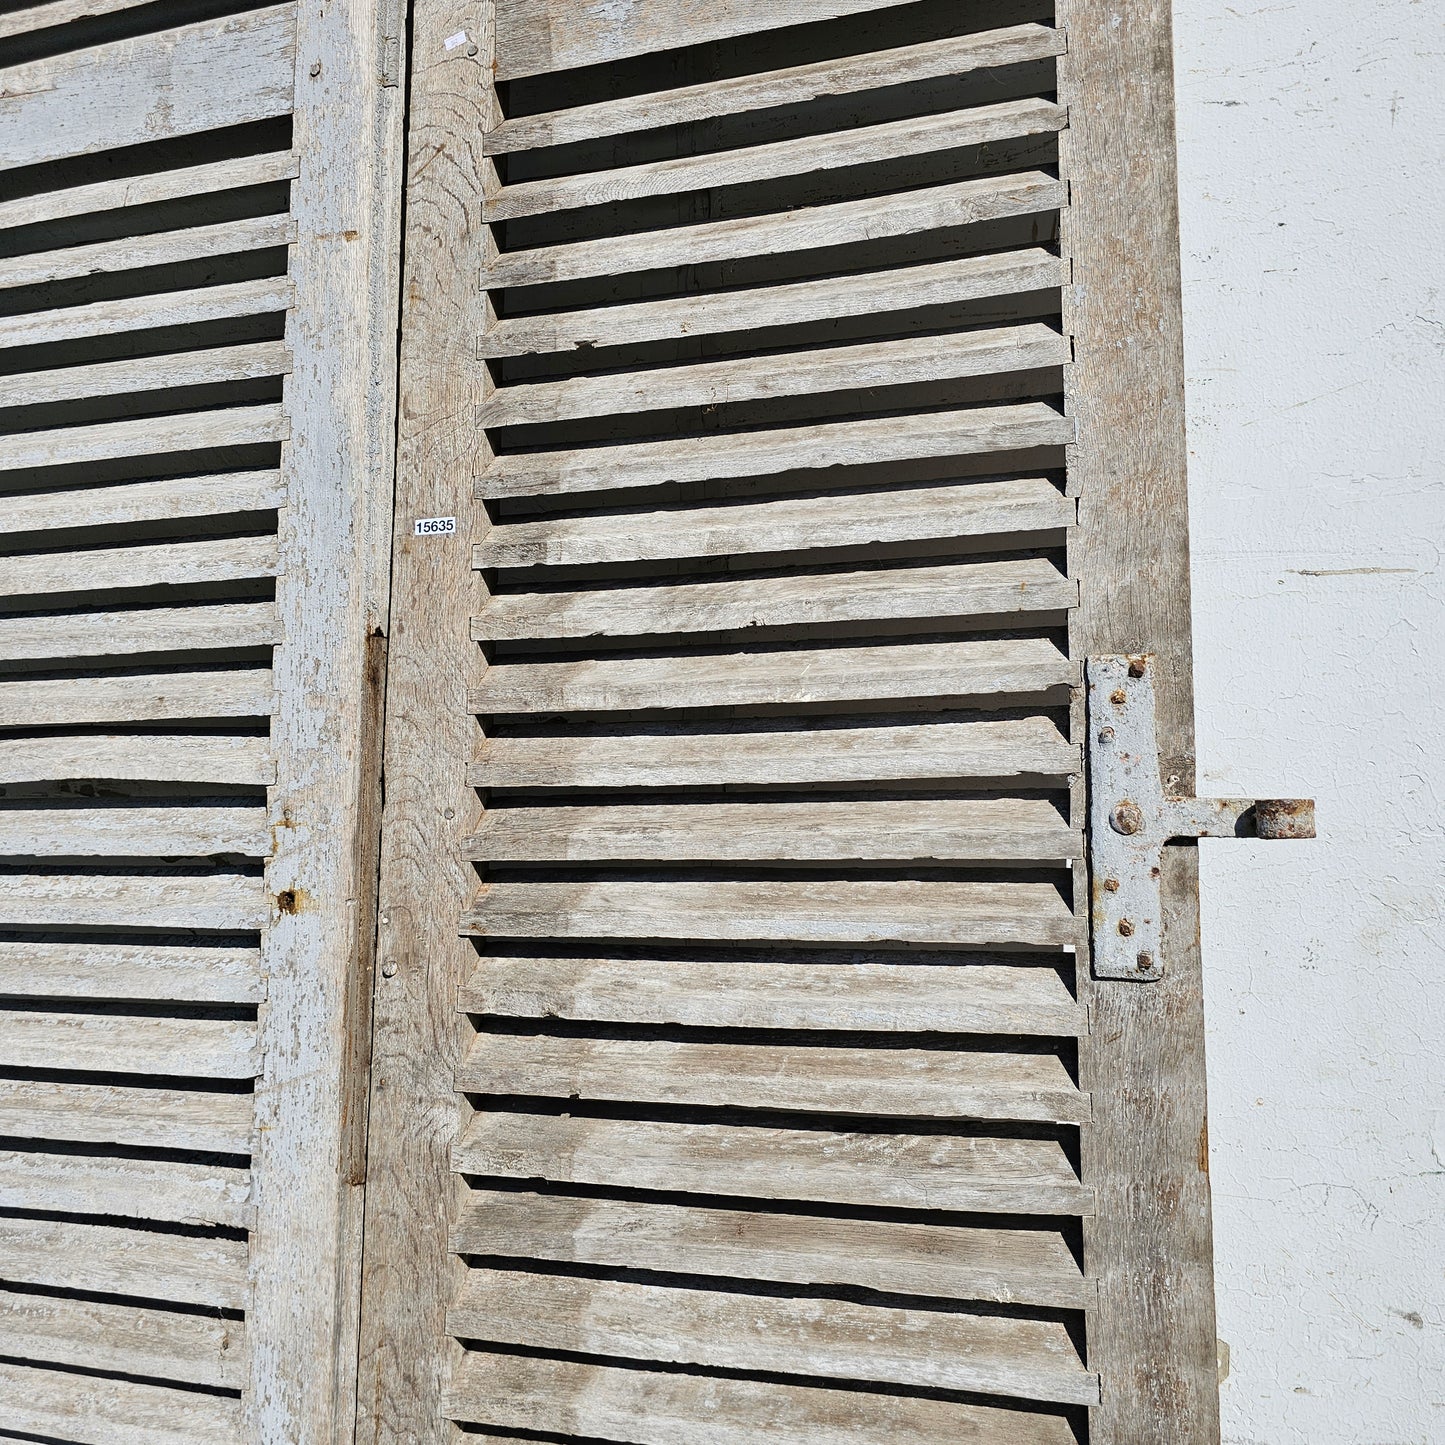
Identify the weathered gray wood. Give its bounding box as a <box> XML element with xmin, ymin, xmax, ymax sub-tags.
<box><xmin>1058</xmin><ymin>1</ymin><xmax>1222</xmax><ymax>1439</ymax></box>
<box><xmin>460</xmin><ymin>1035</ymin><xmax>1087</xmax><ymax>1122</ymax></box>
<box><xmin>452</xmin><ymin>1190</ymin><xmax>1090</xmax><ymax>1307</ymax></box>
<box><xmin>494</xmin><ymin>0</ymin><xmax>918</xmax><ymax>80</ymax></box>
<box><xmin>245</xmin><ymin>0</ymin><xmax>409</xmax><ymax>1436</ymax></box>
<box><xmin>0</xmin><ymin>602</ymin><xmax>279</xmax><ymax>663</ymax></box>
<box><xmin>477</xmin><ymin>557</ymin><xmax>1074</xmax><ymax>641</ymax></box>
<box><xmin>452</xmin><ymin>1268</ymin><xmax>1097</xmax><ymax>1404</ymax></box>
<box><xmin>479</xmin><ymin>475</ymin><xmax>1071</xmax><ymax>568</ymax></box>
<box><xmin>0</xmin><ymin>669</ymin><xmax>273</xmax><ymax>727</ymax></box>
<box><xmin>461</xmin><ymin>955</ymin><xmax>1082</xmax><ymax>1036</ymax></box>
<box><xmin>486</xmin><ymin>170</ymin><xmax>1065</xmax><ymax>287</ymax></box>
<box><xmin>0</xmin><ymin>1079</ymin><xmax>253</xmax><ymax>1153</ymax></box>
<box><xmin>1</xmin><ymin>215</ymin><xmax>297</xmax><ymax>291</ymax></box>
<box><xmin>0</xmin><ymin>150</ymin><xmax>297</xmax><ymax>233</ymax></box>
<box><xmin>456</xmin><ymin>1113</ymin><xmax>1088</xmax><ymax>1214</ymax></box>
<box><xmin>0</xmin><ymin>0</ymin><xmax>170</xmax><ymax>42</ymax></box>
<box><xmin>465</xmin><ymin>878</ymin><xmax>1075</xmax><ymax>948</ymax></box>
<box><xmin>0</xmin><ymin>1148</ymin><xmax>251</xmax><ymax>1228</ymax></box>
<box><xmin>0</xmin><ymin>1011</ymin><xmax>258</xmax><ymax>1078</ymax></box>
<box><xmin>446</xmin><ymin>1354</ymin><xmax>1075</xmax><ymax>1444</ymax></box>
<box><xmin>0</xmin><ymin>344</ymin><xmax>292</xmax><ymax>409</ymax></box>
<box><xmin>481</xmin><ymin>249</ymin><xmax>1065</xmax><ymax>358</ymax></box>
<box><xmin>472</xmin><ymin>636</ymin><xmax>1073</xmax><ymax>715</ymax></box>
<box><xmin>487</xmin><ymin>100</ymin><xmax>1064</xmax><ymax>221</ymax></box>
<box><xmin>480</xmin><ymin>324</ymin><xmax>1068</xmax><ymax>427</ymax></box>
<box><xmin>0</xmin><ymin>1288</ymin><xmax>245</xmax><ymax>1391</ymax></box>
<box><xmin>486</xmin><ymin>24</ymin><xmax>1065</xmax><ymax>153</ymax></box>
<box><xmin>0</xmin><ymin>871</ymin><xmax>267</xmax><ymax>932</ymax></box>
<box><xmin>0</xmin><ymin>405</ymin><xmax>287</xmax><ymax>474</ymax></box>
<box><xmin>0</xmin><ymin>1360</ymin><xmax>242</xmax><ymax>1445</ymax></box>
<box><xmin>0</xmin><ymin>276</ymin><xmax>292</xmax><ymax>351</ymax></box>
<box><xmin>0</xmin><ymin>1215</ymin><xmax>247</xmax><ymax>1310</ymax></box>
<box><xmin>0</xmin><ymin>939</ymin><xmax>262</xmax><ymax>1004</ymax></box>
<box><xmin>3</xmin><ymin>537</ymin><xmax>279</xmax><ymax>599</ymax></box>
<box><xmin>471</xmin><ymin>715</ymin><xmax>1076</xmax><ymax>790</ymax></box>
<box><xmin>479</xmin><ymin>403</ymin><xmax>1072</xmax><ymax>499</ymax></box>
<box><xmin>0</xmin><ymin>6</ymin><xmax>296</xmax><ymax>170</ymax></box>
<box><xmin>0</xmin><ymin>734</ymin><xmax>275</xmax><ymax>786</ymax></box>
<box><xmin>352</xmin><ymin>5</ymin><xmax>485</xmax><ymax>1442</ymax></box>
<box><xmin>0</xmin><ymin>803</ymin><xmax>268</xmax><ymax>858</ymax></box>
<box><xmin>2</xmin><ymin>472</ymin><xmax>283</xmax><ymax>536</ymax></box>
<box><xmin>466</xmin><ymin>797</ymin><xmax>1077</xmax><ymax>864</ymax></box>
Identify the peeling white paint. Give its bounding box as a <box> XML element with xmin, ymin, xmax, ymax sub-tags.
<box><xmin>1174</xmin><ymin>1</ymin><xmax>1445</xmax><ymax>1441</ymax></box>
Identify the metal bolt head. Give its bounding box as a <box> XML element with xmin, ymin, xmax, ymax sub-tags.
<box><xmin>1103</xmin><ymin>877</ymin><xmax>1120</xmax><ymax>892</ymax></box>
<box><xmin>1110</xmin><ymin>800</ymin><xmax>1146</xmax><ymax>836</ymax></box>
<box><xmin>1110</xmin><ymin>688</ymin><xmax>1128</xmax><ymax>705</ymax></box>
<box><xmin>1127</xmin><ymin>655</ymin><xmax>1149</xmax><ymax>678</ymax></box>
<box><xmin>1097</xmin><ymin>726</ymin><xmax>1115</xmax><ymax>743</ymax></box>
<box><xmin>1135</xmin><ymin>950</ymin><xmax>1154</xmax><ymax>971</ymax></box>
<box><xmin>1118</xmin><ymin>918</ymin><xmax>1136</xmax><ymax>937</ymax></box>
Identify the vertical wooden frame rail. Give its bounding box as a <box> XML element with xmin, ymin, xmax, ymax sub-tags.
<box><xmin>1058</xmin><ymin>0</ymin><xmax>1222</xmax><ymax>1439</ymax></box>
<box><xmin>355</xmin><ymin>2</ymin><xmax>490</xmax><ymax>1440</ymax></box>
<box><xmin>249</xmin><ymin>1</ymin><xmax>408</xmax><ymax>1440</ymax></box>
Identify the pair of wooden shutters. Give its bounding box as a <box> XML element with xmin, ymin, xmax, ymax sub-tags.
<box><xmin>0</xmin><ymin>1</ymin><xmax>1218</xmax><ymax>1442</ymax></box>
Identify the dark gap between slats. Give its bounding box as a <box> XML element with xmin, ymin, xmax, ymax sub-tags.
<box><xmin>0</xmin><ymin>378</ymin><xmax>286</xmax><ymax>437</ymax></box>
<box><xmin>0</xmin><ymin>314</ymin><xmax>288</xmax><ymax>380</ymax></box>
<box><xmin>0</xmin><ymin>1277</ymin><xmax>242</xmax><ymax>1323</ymax></box>
<box><xmin>0</xmin><ymin>1352</ymin><xmax>240</xmax><ymax>1400</ymax></box>
<box><xmin>0</xmin><ymin>440</ymin><xmax>283</xmax><ymax>496</ymax></box>
<box><xmin>0</xmin><ymin>1136</ymin><xmax>247</xmax><ymax>1169</ymax></box>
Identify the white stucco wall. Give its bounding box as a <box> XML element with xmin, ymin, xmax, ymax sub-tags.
<box><xmin>1171</xmin><ymin>2</ymin><xmax>1445</xmax><ymax>1441</ymax></box>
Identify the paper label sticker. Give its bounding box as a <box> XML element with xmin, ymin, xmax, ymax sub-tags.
<box><xmin>443</xmin><ymin>30</ymin><xmax>468</xmax><ymax>50</ymax></box>
<box><xmin>414</xmin><ymin>515</ymin><xmax>457</xmax><ymax>536</ymax></box>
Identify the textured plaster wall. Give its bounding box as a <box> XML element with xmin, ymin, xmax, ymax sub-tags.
<box><xmin>1171</xmin><ymin>1</ymin><xmax>1445</xmax><ymax>1441</ymax></box>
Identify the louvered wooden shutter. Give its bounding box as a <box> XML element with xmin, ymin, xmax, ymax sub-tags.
<box><xmin>0</xmin><ymin>4</ymin><xmax>402</xmax><ymax>1440</ymax></box>
<box><xmin>361</xmin><ymin>0</ymin><xmax>1220</xmax><ymax>1443</ymax></box>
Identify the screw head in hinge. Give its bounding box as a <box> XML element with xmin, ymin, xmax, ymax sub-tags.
<box><xmin>1110</xmin><ymin>800</ymin><xmax>1146</xmax><ymax>836</ymax></box>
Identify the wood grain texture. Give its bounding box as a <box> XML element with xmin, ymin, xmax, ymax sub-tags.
<box><xmin>476</xmin><ymin>557</ymin><xmax>1073</xmax><ymax>641</ymax></box>
<box><xmin>478</xmin><ymin>403</ymin><xmax>1072</xmax><ymax>499</ymax></box>
<box><xmin>0</xmin><ymin>939</ymin><xmax>262</xmax><ymax>1004</ymax></box>
<box><xmin>486</xmin><ymin>24</ymin><xmax>1065</xmax><ymax>152</ymax></box>
<box><xmin>444</xmin><ymin>1351</ymin><xmax>1076</xmax><ymax>1443</ymax></box>
<box><xmin>453</xmin><ymin>1268</ymin><xmax>1095</xmax><ymax>1403</ymax></box>
<box><xmin>0</xmin><ymin>343</ymin><xmax>292</xmax><ymax>408</ymax></box>
<box><xmin>478</xmin><ymin>475</ymin><xmax>1071</xmax><ymax>567</ymax></box>
<box><xmin>0</xmin><ymin>275</ymin><xmax>292</xmax><ymax>350</ymax></box>
<box><xmin>0</xmin><ymin>803</ymin><xmax>268</xmax><ymax>857</ymax></box>
<box><xmin>471</xmin><ymin>715</ymin><xmax>1076</xmax><ymax>789</ymax></box>
<box><xmin>0</xmin><ymin>1215</ymin><xmax>247</xmax><ymax>1309</ymax></box>
<box><xmin>0</xmin><ymin>1288</ymin><xmax>246</xmax><ymax>1390</ymax></box>
<box><xmin>0</xmin><ymin>0</ymin><xmax>165</xmax><ymax>41</ymax></box>
<box><xmin>0</xmin><ymin>215</ymin><xmax>297</xmax><ymax>290</ymax></box>
<box><xmin>453</xmin><ymin>1190</ymin><xmax>1090</xmax><ymax>1307</ymax></box>
<box><xmin>352</xmin><ymin>4</ymin><xmax>491</xmax><ymax>1441</ymax></box>
<box><xmin>0</xmin><ymin>1148</ymin><xmax>251</xmax><ymax>1228</ymax></box>
<box><xmin>1</xmin><ymin>472</ymin><xmax>283</xmax><ymax>536</ymax></box>
<box><xmin>494</xmin><ymin>0</ymin><xmax>918</xmax><ymax>80</ymax></box>
<box><xmin>0</xmin><ymin>5</ymin><xmax>297</xmax><ymax>170</ymax></box>
<box><xmin>1058</xmin><ymin>1</ymin><xmax>1221</xmax><ymax>1439</ymax></box>
<box><xmin>0</xmin><ymin>602</ymin><xmax>279</xmax><ymax>663</ymax></box>
<box><xmin>480</xmin><ymin>249</ymin><xmax>1065</xmax><ymax>358</ymax></box>
<box><xmin>0</xmin><ymin>1010</ymin><xmax>258</xmax><ymax>1078</ymax></box>
<box><xmin>471</xmin><ymin>636</ymin><xmax>1074</xmax><ymax>715</ymax></box>
<box><xmin>0</xmin><ymin>151</ymin><xmax>297</xmax><ymax>233</ymax></box>
<box><xmin>479</xmin><ymin>324</ymin><xmax>1069</xmax><ymax>426</ymax></box>
<box><xmin>0</xmin><ymin>734</ymin><xmax>274</xmax><ymax>786</ymax></box>
<box><xmin>461</xmin><ymin>955</ymin><xmax>1083</xmax><ymax>1036</ymax></box>
<box><xmin>486</xmin><ymin>99</ymin><xmax>1064</xmax><ymax>220</ymax></box>
<box><xmin>3</xmin><ymin>537</ymin><xmax>278</xmax><ymax>599</ymax></box>
<box><xmin>0</xmin><ymin>669</ymin><xmax>274</xmax><ymax>727</ymax></box>
<box><xmin>460</xmin><ymin>1034</ymin><xmax>1088</xmax><ymax>1122</ymax></box>
<box><xmin>456</xmin><ymin>1112</ymin><xmax>1089</xmax><ymax>1214</ymax></box>
<box><xmin>0</xmin><ymin>404</ymin><xmax>288</xmax><ymax>474</ymax></box>
<box><xmin>465</xmin><ymin>878</ymin><xmax>1077</xmax><ymax>948</ymax></box>
<box><xmin>465</xmin><ymin>797</ymin><xmax>1077</xmax><ymax>864</ymax></box>
<box><xmin>0</xmin><ymin>1079</ymin><xmax>253</xmax><ymax>1153</ymax></box>
<box><xmin>0</xmin><ymin>1361</ymin><xmax>242</xmax><ymax>1445</ymax></box>
<box><xmin>0</xmin><ymin>870</ymin><xmax>267</xmax><ymax>932</ymax></box>
<box><xmin>486</xmin><ymin>170</ymin><xmax>1065</xmax><ymax>287</ymax></box>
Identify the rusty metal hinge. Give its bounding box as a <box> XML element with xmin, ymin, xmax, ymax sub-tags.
<box><xmin>1086</xmin><ymin>655</ymin><xmax>1315</xmax><ymax>981</ymax></box>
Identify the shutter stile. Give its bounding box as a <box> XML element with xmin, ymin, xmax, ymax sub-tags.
<box><xmin>449</xmin><ymin>2</ymin><xmax>1095</xmax><ymax>1439</ymax></box>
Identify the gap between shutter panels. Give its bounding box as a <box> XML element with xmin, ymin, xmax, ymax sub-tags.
<box><xmin>456</xmin><ymin>1</ymin><xmax>1094</xmax><ymax>1440</ymax></box>
<box><xmin>0</xmin><ymin>4</ymin><xmax>299</xmax><ymax>1435</ymax></box>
